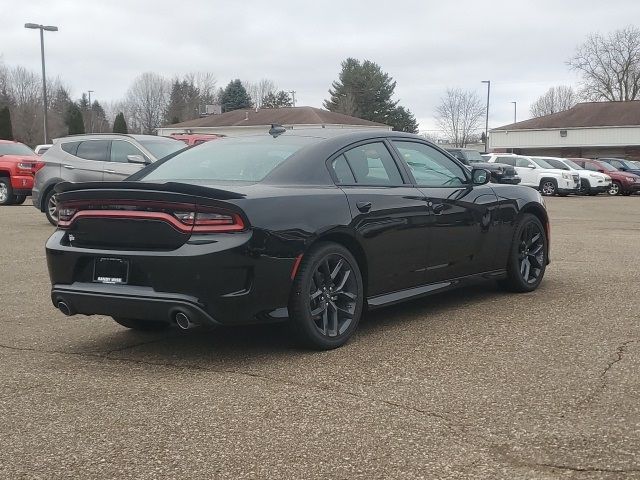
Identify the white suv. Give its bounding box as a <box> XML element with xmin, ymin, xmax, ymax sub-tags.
<box><xmin>535</xmin><ymin>157</ymin><xmax>611</xmax><ymax>196</ymax></box>
<box><xmin>483</xmin><ymin>154</ymin><xmax>578</xmax><ymax>196</ymax></box>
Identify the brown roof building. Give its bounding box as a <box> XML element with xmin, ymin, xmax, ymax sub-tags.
<box><xmin>489</xmin><ymin>101</ymin><xmax>640</xmax><ymax>160</ymax></box>
<box><xmin>157</xmin><ymin>106</ymin><xmax>390</xmax><ymax>137</ymax></box>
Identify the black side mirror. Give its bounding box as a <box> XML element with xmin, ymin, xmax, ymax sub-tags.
<box><xmin>471</xmin><ymin>168</ymin><xmax>490</xmax><ymax>185</ymax></box>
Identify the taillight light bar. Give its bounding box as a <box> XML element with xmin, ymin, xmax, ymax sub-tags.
<box><xmin>57</xmin><ymin>199</ymin><xmax>245</xmax><ymax>234</ymax></box>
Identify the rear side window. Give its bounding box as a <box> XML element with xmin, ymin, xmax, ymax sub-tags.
<box><xmin>61</xmin><ymin>141</ymin><xmax>80</xmax><ymax>156</ymax></box>
<box><xmin>341</xmin><ymin>142</ymin><xmax>403</xmax><ymax>186</ymax></box>
<box><xmin>110</xmin><ymin>140</ymin><xmax>145</xmax><ymax>163</ymax></box>
<box><xmin>76</xmin><ymin>140</ymin><xmax>110</xmax><ymax>161</ymax></box>
<box><xmin>331</xmin><ymin>154</ymin><xmax>356</xmax><ymax>184</ymax></box>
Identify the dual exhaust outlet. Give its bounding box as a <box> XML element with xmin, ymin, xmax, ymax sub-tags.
<box><xmin>56</xmin><ymin>300</ymin><xmax>197</xmax><ymax>330</ymax></box>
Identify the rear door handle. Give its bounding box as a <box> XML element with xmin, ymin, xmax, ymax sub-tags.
<box><xmin>104</xmin><ymin>169</ymin><xmax>116</xmax><ymax>174</ymax></box>
<box><xmin>63</xmin><ymin>164</ymin><xmax>74</xmax><ymax>170</ymax></box>
<box><xmin>432</xmin><ymin>203</ymin><xmax>445</xmax><ymax>214</ymax></box>
<box><xmin>356</xmin><ymin>201</ymin><xmax>372</xmax><ymax>213</ymax></box>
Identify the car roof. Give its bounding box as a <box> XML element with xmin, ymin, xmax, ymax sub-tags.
<box><xmin>0</xmin><ymin>139</ymin><xmax>20</xmax><ymax>145</ymax></box>
<box><xmin>53</xmin><ymin>134</ymin><xmax>180</xmax><ymax>143</ymax></box>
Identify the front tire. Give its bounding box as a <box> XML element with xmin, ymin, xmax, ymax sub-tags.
<box><xmin>499</xmin><ymin>213</ymin><xmax>547</xmax><ymax>293</ymax></box>
<box><xmin>539</xmin><ymin>179</ymin><xmax>557</xmax><ymax>196</ymax></box>
<box><xmin>608</xmin><ymin>181</ymin><xmax>622</xmax><ymax>196</ymax></box>
<box><xmin>44</xmin><ymin>188</ymin><xmax>58</xmax><ymax>226</ymax></box>
<box><xmin>289</xmin><ymin>242</ymin><xmax>364</xmax><ymax>350</ymax></box>
<box><xmin>0</xmin><ymin>178</ymin><xmax>13</xmax><ymax>206</ymax></box>
<box><xmin>112</xmin><ymin>317</ymin><xmax>169</xmax><ymax>331</ymax></box>
<box><xmin>578</xmin><ymin>179</ymin><xmax>590</xmax><ymax>195</ymax></box>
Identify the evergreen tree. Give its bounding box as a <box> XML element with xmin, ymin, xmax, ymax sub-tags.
<box><xmin>324</xmin><ymin>58</ymin><xmax>398</xmax><ymax>124</ymax></box>
<box><xmin>0</xmin><ymin>106</ymin><xmax>13</xmax><ymax>140</ymax></box>
<box><xmin>220</xmin><ymin>79</ymin><xmax>253</xmax><ymax>112</ymax></box>
<box><xmin>65</xmin><ymin>103</ymin><xmax>85</xmax><ymax>135</ymax></box>
<box><xmin>387</xmin><ymin>106</ymin><xmax>419</xmax><ymax>133</ymax></box>
<box><xmin>262</xmin><ymin>90</ymin><xmax>293</xmax><ymax>108</ymax></box>
<box><xmin>165</xmin><ymin>80</ymin><xmax>184</xmax><ymax>124</ymax></box>
<box><xmin>91</xmin><ymin>100</ymin><xmax>109</xmax><ymax>132</ymax></box>
<box><xmin>113</xmin><ymin>112</ymin><xmax>128</xmax><ymax>134</ymax></box>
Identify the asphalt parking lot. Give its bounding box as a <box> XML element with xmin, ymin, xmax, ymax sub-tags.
<box><xmin>0</xmin><ymin>197</ymin><xmax>639</xmax><ymax>479</ymax></box>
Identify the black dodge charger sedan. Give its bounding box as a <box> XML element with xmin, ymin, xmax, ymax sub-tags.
<box><xmin>47</xmin><ymin>129</ymin><xmax>549</xmax><ymax>349</ymax></box>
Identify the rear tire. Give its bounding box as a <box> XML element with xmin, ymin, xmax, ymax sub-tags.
<box><xmin>0</xmin><ymin>178</ymin><xmax>13</xmax><ymax>206</ymax></box>
<box><xmin>44</xmin><ymin>188</ymin><xmax>58</xmax><ymax>226</ymax></box>
<box><xmin>11</xmin><ymin>195</ymin><xmax>26</xmax><ymax>205</ymax></box>
<box><xmin>112</xmin><ymin>317</ymin><xmax>169</xmax><ymax>331</ymax></box>
<box><xmin>498</xmin><ymin>213</ymin><xmax>547</xmax><ymax>293</ymax></box>
<box><xmin>288</xmin><ymin>242</ymin><xmax>364</xmax><ymax>350</ymax></box>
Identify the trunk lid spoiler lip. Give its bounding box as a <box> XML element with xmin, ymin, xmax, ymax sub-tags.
<box><xmin>54</xmin><ymin>181</ymin><xmax>246</xmax><ymax>200</ymax></box>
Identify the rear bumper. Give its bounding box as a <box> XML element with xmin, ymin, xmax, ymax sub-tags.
<box><xmin>11</xmin><ymin>174</ymin><xmax>33</xmax><ymax>191</ymax></box>
<box><xmin>496</xmin><ymin>176</ymin><xmax>520</xmax><ymax>185</ymax></box>
<box><xmin>52</xmin><ymin>283</ymin><xmax>220</xmax><ymax>326</ymax></box>
<box><xmin>12</xmin><ymin>188</ymin><xmax>31</xmax><ymax>196</ymax></box>
<box><xmin>46</xmin><ymin>230</ymin><xmax>296</xmax><ymax>326</ymax></box>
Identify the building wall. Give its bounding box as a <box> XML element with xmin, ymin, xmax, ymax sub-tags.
<box><xmin>489</xmin><ymin>126</ymin><xmax>640</xmax><ymax>150</ymax></box>
<box><xmin>503</xmin><ymin>146</ymin><xmax>640</xmax><ymax>161</ymax></box>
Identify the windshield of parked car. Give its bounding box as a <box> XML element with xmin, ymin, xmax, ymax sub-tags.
<box><xmin>531</xmin><ymin>158</ymin><xmax>555</xmax><ymax>169</ymax></box>
<box><xmin>563</xmin><ymin>159</ymin><xmax>583</xmax><ymax>170</ymax></box>
<box><xmin>0</xmin><ymin>143</ymin><xmax>35</xmax><ymax>156</ymax></box>
<box><xmin>544</xmin><ymin>159</ymin><xmax>570</xmax><ymax>170</ymax></box>
<box><xmin>138</xmin><ymin>138</ymin><xmax>185</xmax><ymax>159</ymax></box>
<box><xmin>597</xmin><ymin>162</ymin><xmax>617</xmax><ymax>172</ymax></box>
<box><xmin>463</xmin><ymin>149</ymin><xmax>485</xmax><ymax>163</ymax></box>
<box><xmin>619</xmin><ymin>160</ymin><xmax>640</xmax><ymax>170</ymax></box>
<box><xmin>141</xmin><ymin>135</ymin><xmax>319</xmax><ymax>183</ymax></box>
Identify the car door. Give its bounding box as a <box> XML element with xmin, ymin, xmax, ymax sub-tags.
<box><xmin>62</xmin><ymin>140</ymin><xmax>110</xmax><ymax>183</ymax></box>
<box><xmin>390</xmin><ymin>140</ymin><xmax>499</xmax><ymax>282</ymax></box>
<box><xmin>104</xmin><ymin>140</ymin><xmax>150</xmax><ymax>180</ymax></box>
<box><xmin>512</xmin><ymin>157</ymin><xmax>537</xmax><ymax>186</ymax></box>
<box><xmin>330</xmin><ymin>140</ymin><xmax>431</xmax><ymax>297</ymax></box>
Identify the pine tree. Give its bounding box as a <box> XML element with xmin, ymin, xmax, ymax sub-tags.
<box><xmin>262</xmin><ymin>90</ymin><xmax>293</xmax><ymax>108</ymax></box>
<box><xmin>220</xmin><ymin>79</ymin><xmax>253</xmax><ymax>112</ymax></box>
<box><xmin>387</xmin><ymin>106</ymin><xmax>419</xmax><ymax>133</ymax></box>
<box><xmin>65</xmin><ymin>103</ymin><xmax>85</xmax><ymax>135</ymax></box>
<box><xmin>0</xmin><ymin>106</ymin><xmax>13</xmax><ymax>140</ymax></box>
<box><xmin>91</xmin><ymin>100</ymin><xmax>109</xmax><ymax>132</ymax></box>
<box><xmin>113</xmin><ymin>112</ymin><xmax>128</xmax><ymax>134</ymax></box>
<box><xmin>324</xmin><ymin>58</ymin><xmax>398</xmax><ymax>124</ymax></box>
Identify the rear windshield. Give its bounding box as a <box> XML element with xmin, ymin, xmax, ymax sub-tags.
<box><xmin>138</xmin><ymin>138</ymin><xmax>185</xmax><ymax>159</ymax></box>
<box><xmin>0</xmin><ymin>143</ymin><xmax>34</xmax><ymax>156</ymax></box>
<box><xmin>141</xmin><ymin>135</ymin><xmax>318</xmax><ymax>183</ymax></box>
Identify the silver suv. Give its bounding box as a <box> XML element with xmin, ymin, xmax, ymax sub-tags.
<box><xmin>33</xmin><ymin>134</ymin><xmax>185</xmax><ymax>225</ymax></box>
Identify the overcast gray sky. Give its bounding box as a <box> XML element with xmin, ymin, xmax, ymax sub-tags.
<box><xmin>2</xmin><ymin>0</ymin><xmax>639</xmax><ymax>132</ymax></box>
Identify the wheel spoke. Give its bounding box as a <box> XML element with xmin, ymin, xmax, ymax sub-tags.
<box><xmin>321</xmin><ymin>309</ymin><xmax>329</xmax><ymax>335</ymax></box>
<box><xmin>310</xmin><ymin>288</ymin><xmax>323</xmax><ymax>301</ymax></box>
<box><xmin>310</xmin><ymin>303</ymin><xmax>326</xmax><ymax>317</ymax></box>
<box><xmin>334</xmin><ymin>269</ymin><xmax>351</xmax><ymax>291</ymax></box>
<box><xmin>330</xmin><ymin>259</ymin><xmax>344</xmax><ymax>280</ymax></box>
<box><xmin>337</xmin><ymin>291</ymin><xmax>356</xmax><ymax>300</ymax></box>
<box><xmin>529</xmin><ymin>232</ymin><xmax>540</xmax><ymax>247</ymax></box>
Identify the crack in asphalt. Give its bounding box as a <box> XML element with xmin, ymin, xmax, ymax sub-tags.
<box><xmin>523</xmin><ymin>461</ymin><xmax>640</xmax><ymax>474</ymax></box>
<box><xmin>0</xmin><ymin>340</ymin><xmax>464</xmax><ymax>433</ymax></box>
<box><xmin>576</xmin><ymin>339</ymin><xmax>637</xmax><ymax>408</ymax></box>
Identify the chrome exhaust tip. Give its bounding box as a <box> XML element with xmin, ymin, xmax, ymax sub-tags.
<box><xmin>174</xmin><ymin>312</ymin><xmax>194</xmax><ymax>330</ymax></box>
<box><xmin>57</xmin><ymin>301</ymin><xmax>73</xmax><ymax>316</ymax></box>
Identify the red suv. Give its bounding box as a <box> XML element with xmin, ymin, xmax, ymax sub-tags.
<box><xmin>0</xmin><ymin>140</ymin><xmax>43</xmax><ymax>205</ymax></box>
<box><xmin>571</xmin><ymin>158</ymin><xmax>640</xmax><ymax>196</ymax></box>
<box><xmin>168</xmin><ymin>133</ymin><xmax>223</xmax><ymax>146</ymax></box>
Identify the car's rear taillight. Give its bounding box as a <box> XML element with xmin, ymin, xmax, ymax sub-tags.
<box><xmin>56</xmin><ymin>199</ymin><xmax>246</xmax><ymax>234</ymax></box>
<box><xmin>32</xmin><ymin>161</ymin><xmax>45</xmax><ymax>173</ymax></box>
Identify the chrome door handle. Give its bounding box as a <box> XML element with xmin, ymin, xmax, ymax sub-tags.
<box><xmin>63</xmin><ymin>164</ymin><xmax>74</xmax><ymax>170</ymax></box>
<box><xmin>104</xmin><ymin>169</ymin><xmax>116</xmax><ymax>174</ymax></box>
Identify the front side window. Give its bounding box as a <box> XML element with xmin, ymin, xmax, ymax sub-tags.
<box><xmin>110</xmin><ymin>140</ymin><xmax>146</xmax><ymax>163</ymax></box>
<box><xmin>137</xmin><ymin>138</ymin><xmax>184</xmax><ymax>160</ymax></box>
<box><xmin>496</xmin><ymin>157</ymin><xmax>516</xmax><ymax>166</ymax></box>
<box><xmin>76</xmin><ymin>140</ymin><xmax>110</xmax><ymax>161</ymax></box>
<box><xmin>515</xmin><ymin>158</ymin><xmax>533</xmax><ymax>168</ymax></box>
<box><xmin>393</xmin><ymin>141</ymin><xmax>466</xmax><ymax>187</ymax></box>
<box><xmin>341</xmin><ymin>142</ymin><xmax>403</xmax><ymax>185</ymax></box>
<box><xmin>531</xmin><ymin>158</ymin><xmax>554</xmax><ymax>169</ymax></box>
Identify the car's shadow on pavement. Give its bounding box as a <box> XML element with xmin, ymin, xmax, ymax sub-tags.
<box><xmin>88</xmin><ymin>282</ymin><xmax>514</xmax><ymax>365</ymax></box>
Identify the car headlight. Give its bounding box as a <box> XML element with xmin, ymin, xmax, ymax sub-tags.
<box><xmin>625</xmin><ymin>176</ymin><xmax>635</xmax><ymax>183</ymax></box>
<box><xmin>561</xmin><ymin>172</ymin><xmax>571</xmax><ymax>180</ymax></box>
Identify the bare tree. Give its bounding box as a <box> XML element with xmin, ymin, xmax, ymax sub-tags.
<box><xmin>435</xmin><ymin>88</ymin><xmax>485</xmax><ymax>148</ymax></box>
<box><xmin>126</xmin><ymin>72</ymin><xmax>169</xmax><ymax>134</ymax></box>
<box><xmin>568</xmin><ymin>25</ymin><xmax>640</xmax><ymax>101</ymax></box>
<box><xmin>243</xmin><ymin>78</ymin><xmax>277</xmax><ymax>109</ymax></box>
<box><xmin>7</xmin><ymin>66</ymin><xmax>42</xmax><ymax>145</ymax></box>
<box><xmin>530</xmin><ymin>85</ymin><xmax>577</xmax><ymax>118</ymax></box>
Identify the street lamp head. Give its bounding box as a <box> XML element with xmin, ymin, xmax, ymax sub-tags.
<box><xmin>24</xmin><ymin>23</ymin><xmax>58</xmax><ymax>31</ymax></box>
<box><xmin>24</xmin><ymin>23</ymin><xmax>40</xmax><ymax>29</ymax></box>
<box><xmin>43</xmin><ymin>25</ymin><xmax>58</xmax><ymax>31</ymax></box>
<box><xmin>481</xmin><ymin>80</ymin><xmax>490</xmax><ymax>84</ymax></box>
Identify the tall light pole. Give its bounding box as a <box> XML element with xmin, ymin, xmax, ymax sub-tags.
<box><xmin>88</xmin><ymin>90</ymin><xmax>94</xmax><ymax>133</ymax></box>
<box><xmin>481</xmin><ymin>80</ymin><xmax>490</xmax><ymax>153</ymax></box>
<box><xmin>24</xmin><ymin>23</ymin><xmax>58</xmax><ymax>144</ymax></box>
<box><xmin>511</xmin><ymin>101</ymin><xmax>517</xmax><ymax>123</ymax></box>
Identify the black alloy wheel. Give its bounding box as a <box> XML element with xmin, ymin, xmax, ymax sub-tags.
<box><xmin>289</xmin><ymin>243</ymin><xmax>363</xmax><ymax>350</ymax></box>
<box><xmin>499</xmin><ymin>213</ymin><xmax>547</xmax><ymax>293</ymax></box>
<box><xmin>608</xmin><ymin>181</ymin><xmax>621</xmax><ymax>196</ymax></box>
<box><xmin>540</xmin><ymin>180</ymin><xmax>556</xmax><ymax>196</ymax></box>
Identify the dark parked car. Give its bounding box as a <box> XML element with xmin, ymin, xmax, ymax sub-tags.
<box><xmin>570</xmin><ymin>158</ymin><xmax>640</xmax><ymax>196</ymax></box>
<box><xmin>598</xmin><ymin>158</ymin><xmax>640</xmax><ymax>177</ymax></box>
<box><xmin>47</xmin><ymin>130</ymin><xmax>550</xmax><ymax>349</ymax></box>
<box><xmin>446</xmin><ymin>148</ymin><xmax>520</xmax><ymax>184</ymax></box>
